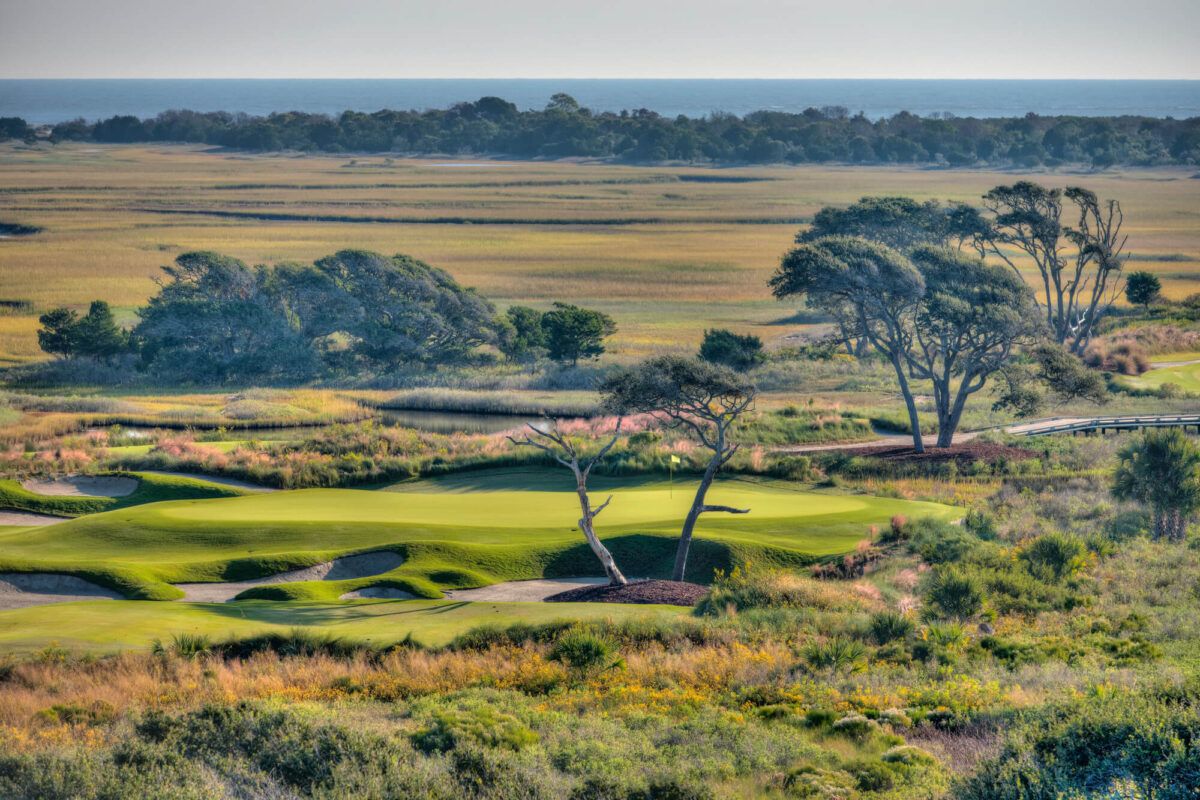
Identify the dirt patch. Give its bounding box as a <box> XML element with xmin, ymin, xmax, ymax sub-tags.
<box><xmin>0</xmin><ymin>573</ymin><xmax>122</xmax><ymax>609</ymax></box>
<box><xmin>340</xmin><ymin>586</ymin><xmax>416</xmax><ymax>600</ymax></box>
<box><xmin>21</xmin><ymin>475</ymin><xmax>139</xmax><ymax>497</ymax></box>
<box><xmin>175</xmin><ymin>551</ymin><xmax>404</xmax><ymax>602</ymax></box>
<box><xmin>446</xmin><ymin>578</ymin><xmax>608</xmax><ymax>602</ymax></box>
<box><xmin>0</xmin><ymin>511</ymin><xmax>69</xmax><ymax>526</ymax></box>
<box><xmin>546</xmin><ymin>579</ymin><xmax>708</xmax><ymax>606</ymax></box>
<box><xmin>140</xmin><ymin>471</ymin><xmax>277</xmax><ymax>492</ymax></box>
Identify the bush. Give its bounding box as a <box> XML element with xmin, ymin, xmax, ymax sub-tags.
<box><xmin>548</xmin><ymin>629</ymin><xmax>621</xmax><ymax>673</ymax></box>
<box><xmin>880</xmin><ymin>745</ymin><xmax>935</xmax><ymax>766</ymax></box>
<box><xmin>1020</xmin><ymin>532</ymin><xmax>1088</xmax><ymax>581</ymax></box>
<box><xmin>803</xmin><ymin>637</ymin><xmax>867</xmax><ymax>673</ymax></box>
<box><xmin>868</xmin><ymin>611</ymin><xmax>915</xmax><ymax>645</ymax></box>
<box><xmin>696</xmin><ymin>564</ymin><xmax>851</xmax><ymax>615</ymax></box>
<box><xmin>924</xmin><ymin>567</ymin><xmax>984</xmax><ymax>620</ymax></box>
<box><xmin>830</xmin><ymin>714</ymin><xmax>879</xmax><ymax>741</ymax></box>
<box><xmin>698</xmin><ymin>328</ymin><xmax>763</xmax><ymax>372</ymax></box>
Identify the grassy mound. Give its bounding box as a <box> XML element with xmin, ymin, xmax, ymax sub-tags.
<box><xmin>0</xmin><ymin>471</ymin><xmax>252</xmax><ymax>517</ymax></box>
<box><xmin>0</xmin><ymin>469</ymin><xmax>956</xmax><ymax>600</ymax></box>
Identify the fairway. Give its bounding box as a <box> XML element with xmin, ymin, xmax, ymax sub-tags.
<box><xmin>0</xmin><ymin>470</ymin><xmax>956</xmax><ymax>599</ymax></box>
<box><xmin>0</xmin><ymin>598</ymin><xmax>687</xmax><ymax>654</ymax></box>
<box><xmin>1121</xmin><ymin>360</ymin><xmax>1200</xmax><ymax>393</ymax></box>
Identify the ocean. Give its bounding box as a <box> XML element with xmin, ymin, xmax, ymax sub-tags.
<box><xmin>2</xmin><ymin>79</ymin><xmax>1199</xmax><ymax>125</ymax></box>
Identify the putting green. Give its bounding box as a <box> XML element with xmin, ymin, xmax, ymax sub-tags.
<box><xmin>0</xmin><ymin>470</ymin><xmax>957</xmax><ymax>601</ymax></box>
<box><xmin>0</xmin><ymin>599</ymin><xmax>687</xmax><ymax>654</ymax></box>
<box><xmin>1120</xmin><ymin>360</ymin><xmax>1200</xmax><ymax>393</ymax></box>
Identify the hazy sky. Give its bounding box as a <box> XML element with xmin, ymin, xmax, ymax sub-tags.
<box><xmin>1</xmin><ymin>0</ymin><xmax>1197</xmax><ymax>79</ymax></box>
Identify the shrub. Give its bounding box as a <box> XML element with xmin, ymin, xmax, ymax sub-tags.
<box><xmin>151</xmin><ymin>633</ymin><xmax>212</xmax><ymax>660</ymax></box>
<box><xmin>831</xmin><ymin>714</ymin><xmax>879</xmax><ymax>741</ymax></box>
<box><xmin>696</xmin><ymin>564</ymin><xmax>850</xmax><ymax>615</ymax></box>
<box><xmin>783</xmin><ymin>765</ymin><xmax>858</xmax><ymax>798</ymax></box>
<box><xmin>880</xmin><ymin>745</ymin><xmax>936</xmax><ymax>766</ymax></box>
<box><xmin>868</xmin><ymin>611</ymin><xmax>915</xmax><ymax>645</ymax></box>
<box><xmin>1021</xmin><ymin>532</ymin><xmax>1088</xmax><ymax>581</ymax></box>
<box><xmin>843</xmin><ymin>758</ymin><xmax>895</xmax><ymax>791</ymax></box>
<box><xmin>698</xmin><ymin>328</ymin><xmax>764</xmax><ymax>372</ymax></box>
<box><xmin>548</xmin><ymin>629</ymin><xmax>620</xmax><ymax>673</ymax></box>
<box><xmin>804</xmin><ymin>637</ymin><xmax>867</xmax><ymax>673</ymax></box>
<box><xmin>412</xmin><ymin>706</ymin><xmax>538</xmax><ymax>754</ymax></box>
<box><xmin>924</xmin><ymin>567</ymin><xmax>984</xmax><ymax>620</ymax></box>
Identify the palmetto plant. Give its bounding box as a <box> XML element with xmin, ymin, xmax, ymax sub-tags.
<box><xmin>1113</xmin><ymin>429</ymin><xmax>1200</xmax><ymax>541</ymax></box>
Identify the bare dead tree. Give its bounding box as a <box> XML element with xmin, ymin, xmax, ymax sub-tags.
<box><xmin>508</xmin><ymin>419</ymin><xmax>627</xmax><ymax>585</ymax></box>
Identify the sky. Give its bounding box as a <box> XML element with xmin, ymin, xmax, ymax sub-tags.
<box><xmin>1</xmin><ymin>0</ymin><xmax>1197</xmax><ymax>80</ymax></box>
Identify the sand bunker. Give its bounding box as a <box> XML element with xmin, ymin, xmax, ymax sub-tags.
<box><xmin>175</xmin><ymin>551</ymin><xmax>404</xmax><ymax>602</ymax></box>
<box><xmin>446</xmin><ymin>577</ymin><xmax>609</xmax><ymax>602</ymax></box>
<box><xmin>141</xmin><ymin>471</ymin><xmax>277</xmax><ymax>492</ymax></box>
<box><xmin>0</xmin><ymin>511</ymin><xmax>69</xmax><ymax>526</ymax></box>
<box><xmin>0</xmin><ymin>573</ymin><xmax>122</xmax><ymax>610</ymax></box>
<box><xmin>339</xmin><ymin>586</ymin><xmax>416</xmax><ymax>600</ymax></box>
<box><xmin>21</xmin><ymin>475</ymin><xmax>138</xmax><ymax>497</ymax></box>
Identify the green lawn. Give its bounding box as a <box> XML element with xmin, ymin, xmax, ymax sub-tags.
<box><xmin>0</xmin><ymin>598</ymin><xmax>686</xmax><ymax>654</ymax></box>
<box><xmin>1120</xmin><ymin>361</ymin><xmax>1200</xmax><ymax>393</ymax></box>
<box><xmin>0</xmin><ymin>469</ymin><xmax>956</xmax><ymax>599</ymax></box>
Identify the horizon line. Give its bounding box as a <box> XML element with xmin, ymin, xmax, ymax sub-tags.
<box><xmin>4</xmin><ymin>76</ymin><xmax>1200</xmax><ymax>82</ymax></box>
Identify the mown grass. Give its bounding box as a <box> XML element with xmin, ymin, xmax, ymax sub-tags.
<box><xmin>1</xmin><ymin>143</ymin><xmax>1197</xmax><ymax>363</ymax></box>
<box><xmin>0</xmin><ymin>469</ymin><xmax>956</xmax><ymax>599</ymax></box>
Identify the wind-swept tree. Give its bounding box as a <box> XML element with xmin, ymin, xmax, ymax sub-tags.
<box><xmin>976</xmin><ymin>183</ymin><xmax>1126</xmax><ymax>353</ymax></box>
<box><xmin>508</xmin><ymin>419</ymin><xmax>628</xmax><ymax>585</ymax></box>
<box><xmin>771</xmin><ymin>236</ymin><xmax>927</xmax><ymax>450</ymax></box>
<box><xmin>1125</xmin><ymin>271</ymin><xmax>1161</xmax><ymax>310</ymax></box>
<box><xmin>906</xmin><ymin>247</ymin><xmax>1041</xmax><ymax>447</ymax></box>
<box><xmin>1113</xmin><ymin>429</ymin><xmax>1200</xmax><ymax>541</ymax></box>
<box><xmin>601</xmin><ymin>356</ymin><xmax>755</xmax><ymax>581</ymax></box>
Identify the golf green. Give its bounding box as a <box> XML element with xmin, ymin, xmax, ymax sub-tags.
<box><xmin>0</xmin><ymin>470</ymin><xmax>956</xmax><ymax>600</ymax></box>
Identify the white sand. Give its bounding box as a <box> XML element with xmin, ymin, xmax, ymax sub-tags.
<box><xmin>0</xmin><ymin>511</ymin><xmax>69</xmax><ymax>526</ymax></box>
<box><xmin>0</xmin><ymin>573</ymin><xmax>122</xmax><ymax>609</ymax></box>
<box><xmin>21</xmin><ymin>475</ymin><xmax>138</xmax><ymax>497</ymax></box>
<box><xmin>175</xmin><ymin>551</ymin><xmax>404</xmax><ymax>602</ymax></box>
<box><xmin>446</xmin><ymin>577</ymin><xmax>608</xmax><ymax>602</ymax></box>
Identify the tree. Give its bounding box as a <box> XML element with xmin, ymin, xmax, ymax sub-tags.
<box><xmin>1112</xmin><ymin>429</ymin><xmax>1200</xmax><ymax>541</ymax></box>
<box><xmin>134</xmin><ymin>252</ymin><xmax>319</xmax><ymax>383</ymax></box>
<box><xmin>798</xmin><ymin>195</ymin><xmax>980</xmax><ymax>253</ymax></box>
<box><xmin>698</xmin><ymin>328</ymin><xmax>763</xmax><ymax>372</ymax></box>
<box><xmin>312</xmin><ymin>250</ymin><xmax>501</xmax><ymax>368</ymax></box>
<box><xmin>541</xmin><ymin>303</ymin><xmax>616</xmax><ymax>366</ymax></box>
<box><xmin>771</xmin><ymin>236</ymin><xmax>927</xmax><ymax>450</ymax></box>
<box><xmin>508</xmin><ymin>419</ymin><xmax>628</xmax><ymax>585</ymax></box>
<box><xmin>906</xmin><ymin>247</ymin><xmax>1041</xmax><ymax>447</ymax></box>
<box><xmin>994</xmin><ymin>342</ymin><xmax>1108</xmax><ymax>417</ymax></box>
<box><xmin>976</xmin><ymin>183</ymin><xmax>1126</xmax><ymax>354</ymax></box>
<box><xmin>72</xmin><ymin>301</ymin><xmax>128</xmax><ymax>361</ymax></box>
<box><xmin>1125</xmin><ymin>271</ymin><xmax>1162</xmax><ymax>310</ymax></box>
<box><xmin>498</xmin><ymin>305</ymin><xmax>546</xmax><ymax>363</ymax></box>
<box><xmin>601</xmin><ymin>356</ymin><xmax>756</xmax><ymax>581</ymax></box>
<box><xmin>36</xmin><ymin>307</ymin><xmax>81</xmax><ymax>358</ymax></box>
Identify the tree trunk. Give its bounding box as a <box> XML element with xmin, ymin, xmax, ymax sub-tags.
<box><xmin>935</xmin><ymin>382</ymin><xmax>971</xmax><ymax>449</ymax></box>
<box><xmin>574</xmin><ymin>482</ymin><xmax>627</xmax><ymax>585</ymax></box>
<box><xmin>889</xmin><ymin>353</ymin><xmax>924</xmax><ymax>453</ymax></box>
<box><xmin>673</xmin><ymin>456</ymin><xmax>720</xmax><ymax>582</ymax></box>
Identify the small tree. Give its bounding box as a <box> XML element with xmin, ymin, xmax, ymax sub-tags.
<box><xmin>1113</xmin><ymin>429</ymin><xmax>1200</xmax><ymax>541</ymax></box>
<box><xmin>72</xmin><ymin>300</ymin><xmax>128</xmax><ymax>361</ymax></box>
<box><xmin>698</xmin><ymin>328</ymin><xmax>763</xmax><ymax>372</ymax></box>
<box><xmin>541</xmin><ymin>303</ymin><xmax>616</xmax><ymax>366</ymax></box>
<box><xmin>601</xmin><ymin>356</ymin><xmax>755</xmax><ymax>581</ymax></box>
<box><xmin>499</xmin><ymin>305</ymin><xmax>546</xmax><ymax>363</ymax></box>
<box><xmin>37</xmin><ymin>307</ymin><xmax>81</xmax><ymax>358</ymax></box>
<box><xmin>1124</xmin><ymin>271</ymin><xmax>1161</xmax><ymax>310</ymax></box>
<box><xmin>508</xmin><ymin>419</ymin><xmax>627</xmax><ymax>585</ymax></box>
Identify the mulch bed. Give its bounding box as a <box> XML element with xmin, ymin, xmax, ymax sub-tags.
<box><xmin>545</xmin><ymin>579</ymin><xmax>708</xmax><ymax>606</ymax></box>
<box><xmin>845</xmin><ymin>441</ymin><xmax>1037</xmax><ymax>465</ymax></box>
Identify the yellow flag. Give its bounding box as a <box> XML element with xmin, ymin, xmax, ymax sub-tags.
<box><xmin>670</xmin><ymin>455</ymin><xmax>681</xmax><ymax>464</ymax></box>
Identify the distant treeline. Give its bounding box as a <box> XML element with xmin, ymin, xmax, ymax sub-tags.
<box><xmin>3</xmin><ymin>95</ymin><xmax>1200</xmax><ymax>166</ymax></box>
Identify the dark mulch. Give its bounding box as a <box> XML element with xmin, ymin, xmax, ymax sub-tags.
<box><xmin>545</xmin><ymin>579</ymin><xmax>708</xmax><ymax>606</ymax></box>
<box><xmin>849</xmin><ymin>441</ymin><xmax>1037</xmax><ymax>465</ymax></box>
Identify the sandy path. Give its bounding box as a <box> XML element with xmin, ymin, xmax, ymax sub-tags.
<box><xmin>20</xmin><ymin>475</ymin><xmax>138</xmax><ymax>497</ymax></box>
<box><xmin>139</xmin><ymin>471</ymin><xmax>277</xmax><ymax>492</ymax></box>
<box><xmin>0</xmin><ymin>573</ymin><xmax>122</xmax><ymax>609</ymax></box>
<box><xmin>174</xmin><ymin>551</ymin><xmax>404</xmax><ymax>602</ymax></box>
<box><xmin>0</xmin><ymin>510</ymin><xmax>69</xmax><ymax>526</ymax></box>
<box><xmin>446</xmin><ymin>577</ymin><xmax>609</xmax><ymax>602</ymax></box>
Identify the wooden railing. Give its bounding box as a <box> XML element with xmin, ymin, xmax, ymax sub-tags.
<box><xmin>1010</xmin><ymin>415</ymin><xmax>1200</xmax><ymax>437</ymax></box>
